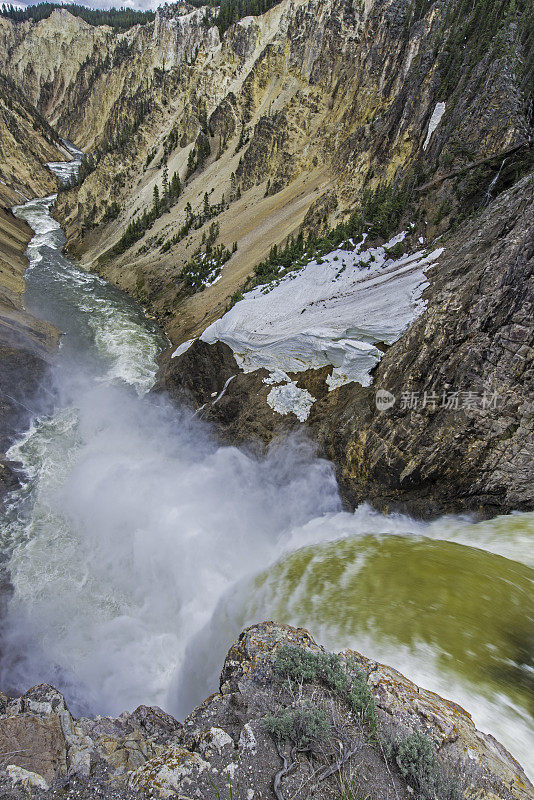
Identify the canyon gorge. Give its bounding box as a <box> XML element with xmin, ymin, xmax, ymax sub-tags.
<box><xmin>0</xmin><ymin>0</ymin><xmax>532</xmax><ymax>797</ymax></box>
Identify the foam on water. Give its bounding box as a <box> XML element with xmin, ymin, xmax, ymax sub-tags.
<box><xmin>46</xmin><ymin>139</ymin><xmax>84</xmax><ymax>187</ymax></box>
<box><xmin>13</xmin><ymin>192</ymin><xmax>164</xmax><ymax>395</ymax></box>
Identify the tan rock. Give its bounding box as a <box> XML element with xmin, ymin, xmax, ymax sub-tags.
<box><xmin>0</xmin><ymin>713</ymin><xmax>67</xmax><ymax>783</ymax></box>
<box><xmin>128</xmin><ymin>746</ymin><xmax>210</xmax><ymax>798</ymax></box>
<box><xmin>5</xmin><ymin>764</ymin><xmax>49</xmax><ymax>791</ymax></box>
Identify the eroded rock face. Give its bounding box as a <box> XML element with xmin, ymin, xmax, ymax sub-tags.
<box><xmin>0</xmin><ymin>74</ymin><xmax>65</xmax><ymax>206</ymax></box>
<box><xmin>0</xmin><ymin>683</ymin><xmax>182</xmax><ymax>798</ymax></box>
<box><xmin>0</xmin><ymin>623</ymin><xmax>531</xmax><ymax>799</ymax></box>
<box><xmin>156</xmin><ymin>173</ymin><xmax>533</xmax><ymax>518</ymax></box>
<box><xmin>1</xmin><ymin>0</ymin><xmax>528</xmax><ymax>355</ymax></box>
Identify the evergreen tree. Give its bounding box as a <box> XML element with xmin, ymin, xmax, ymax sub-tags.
<box><xmin>169</xmin><ymin>171</ymin><xmax>181</xmax><ymax>200</ymax></box>
<box><xmin>186</xmin><ymin>148</ymin><xmax>196</xmax><ymax>179</ymax></box>
<box><xmin>0</xmin><ymin>3</ymin><xmax>155</xmax><ymax>30</ymax></box>
<box><xmin>162</xmin><ymin>161</ymin><xmax>169</xmax><ymax>203</ymax></box>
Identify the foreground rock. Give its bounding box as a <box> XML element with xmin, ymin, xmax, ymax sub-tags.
<box><xmin>155</xmin><ymin>173</ymin><xmax>534</xmax><ymax>518</ymax></box>
<box><xmin>0</xmin><ymin>623</ymin><xmax>531</xmax><ymax>799</ymax></box>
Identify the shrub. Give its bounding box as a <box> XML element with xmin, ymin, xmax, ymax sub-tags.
<box><xmin>274</xmin><ymin>645</ymin><xmax>348</xmax><ymax>693</ymax></box>
<box><xmin>273</xmin><ymin>645</ymin><xmax>376</xmax><ymax>731</ymax></box>
<box><xmin>348</xmin><ymin>677</ymin><xmax>377</xmax><ymax>732</ymax></box>
<box><xmin>263</xmin><ymin>703</ymin><xmax>329</xmax><ymax>749</ymax></box>
<box><xmin>384</xmin><ymin>241</ymin><xmax>405</xmax><ymax>259</ymax></box>
<box><xmin>228</xmin><ymin>291</ymin><xmax>244</xmax><ymax>309</ymax></box>
<box><xmin>394</xmin><ymin>732</ymin><xmax>463</xmax><ymax>800</ymax></box>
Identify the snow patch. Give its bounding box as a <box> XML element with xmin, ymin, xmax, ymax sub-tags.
<box><xmin>212</xmin><ymin>375</ymin><xmax>236</xmax><ymax>405</ymax></box>
<box><xmin>423</xmin><ymin>102</ymin><xmax>446</xmax><ymax>150</ymax></box>
<box><xmin>266</xmin><ymin>382</ymin><xmax>315</xmax><ymax>422</ymax></box>
<box><xmin>263</xmin><ymin>369</ymin><xmax>291</xmax><ymax>385</ymax></box>
<box><xmin>172</xmin><ymin>338</ymin><xmax>196</xmax><ymax>358</ymax></box>
<box><xmin>202</xmin><ymin>233</ymin><xmax>443</xmax><ymax>395</ymax></box>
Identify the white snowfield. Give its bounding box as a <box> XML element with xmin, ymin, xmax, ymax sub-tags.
<box><xmin>423</xmin><ymin>102</ymin><xmax>446</xmax><ymax>150</ymax></box>
<box><xmin>201</xmin><ymin>233</ymin><xmax>444</xmax><ymax>411</ymax></box>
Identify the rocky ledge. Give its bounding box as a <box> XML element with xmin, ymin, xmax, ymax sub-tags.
<box><xmin>0</xmin><ymin>622</ymin><xmax>531</xmax><ymax>800</ymax></box>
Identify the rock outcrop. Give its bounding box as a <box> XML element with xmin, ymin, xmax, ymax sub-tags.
<box><xmin>0</xmin><ymin>623</ymin><xmax>531</xmax><ymax>799</ymax></box>
<box><xmin>155</xmin><ymin>171</ymin><xmax>534</xmax><ymax>517</ymax></box>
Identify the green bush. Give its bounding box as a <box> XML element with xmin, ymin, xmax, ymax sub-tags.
<box><xmin>263</xmin><ymin>703</ymin><xmax>329</xmax><ymax>749</ymax></box>
<box><xmin>274</xmin><ymin>645</ymin><xmax>348</xmax><ymax>692</ymax></box>
<box><xmin>384</xmin><ymin>241</ymin><xmax>405</xmax><ymax>259</ymax></box>
<box><xmin>273</xmin><ymin>645</ymin><xmax>376</xmax><ymax>731</ymax></box>
<box><xmin>348</xmin><ymin>678</ymin><xmax>377</xmax><ymax>732</ymax></box>
<box><xmin>394</xmin><ymin>732</ymin><xmax>462</xmax><ymax>800</ymax></box>
<box><xmin>228</xmin><ymin>291</ymin><xmax>244</xmax><ymax>309</ymax></box>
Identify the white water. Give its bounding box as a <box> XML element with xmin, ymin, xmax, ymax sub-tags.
<box><xmin>2</xmin><ymin>175</ymin><xmax>340</xmax><ymax>717</ymax></box>
<box><xmin>0</xmin><ymin>158</ymin><xmax>532</xmax><ymax>780</ymax></box>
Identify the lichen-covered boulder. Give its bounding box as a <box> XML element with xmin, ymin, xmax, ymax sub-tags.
<box><xmin>0</xmin><ymin>624</ymin><xmax>532</xmax><ymax>799</ymax></box>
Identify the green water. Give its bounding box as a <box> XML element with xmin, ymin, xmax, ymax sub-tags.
<box><xmin>254</xmin><ymin>533</ymin><xmax>532</xmax><ymax>708</ymax></box>
<box><xmin>189</xmin><ymin>510</ymin><xmax>533</xmax><ymax>776</ymax></box>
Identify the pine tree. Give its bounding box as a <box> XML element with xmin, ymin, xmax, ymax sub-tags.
<box><xmin>162</xmin><ymin>161</ymin><xmax>169</xmax><ymax>202</ymax></box>
<box><xmin>169</xmin><ymin>171</ymin><xmax>181</xmax><ymax>200</ymax></box>
<box><xmin>186</xmin><ymin>148</ymin><xmax>196</xmax><ymax>179</ymax></box>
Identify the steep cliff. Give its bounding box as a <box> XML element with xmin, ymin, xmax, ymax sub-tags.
<box><xmin>0</xmin><ymin>623</ymin><xmax>531</xmax><ymax>799</ymax></box>
<box><xmin>0</xmin><ymin>73</ymin><xmax>65</xmax><ymax>206</ymax></box>
<box><xmin>0</xmin><ymin>0</ymin><xmax>533</xmax><ymax>515</ymax></box>
<box><xmin>0</xmin><ymin>0</ymin><xmax>532</xmax><ymax>518</ymax></box>
<box><xmin>156</xmin><ymin>171</ymin><xmax>533</xmax><ymax>517</ymax></box>
<box><xmin>1</xmin><ymin>0</ymin><xmax>529</xmax><ymax>346</ymax></box>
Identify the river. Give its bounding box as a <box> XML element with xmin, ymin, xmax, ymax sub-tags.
<box><xmin>1</xmin><ymin>153</ymin><xmax>532</xmax><ymax>778</ymax></box>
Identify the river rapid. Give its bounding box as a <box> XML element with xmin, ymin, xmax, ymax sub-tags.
<box><xmin>1</xmin><ymin>153</ymin><xmax>532</xmax><ymax>778</ymax></box>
